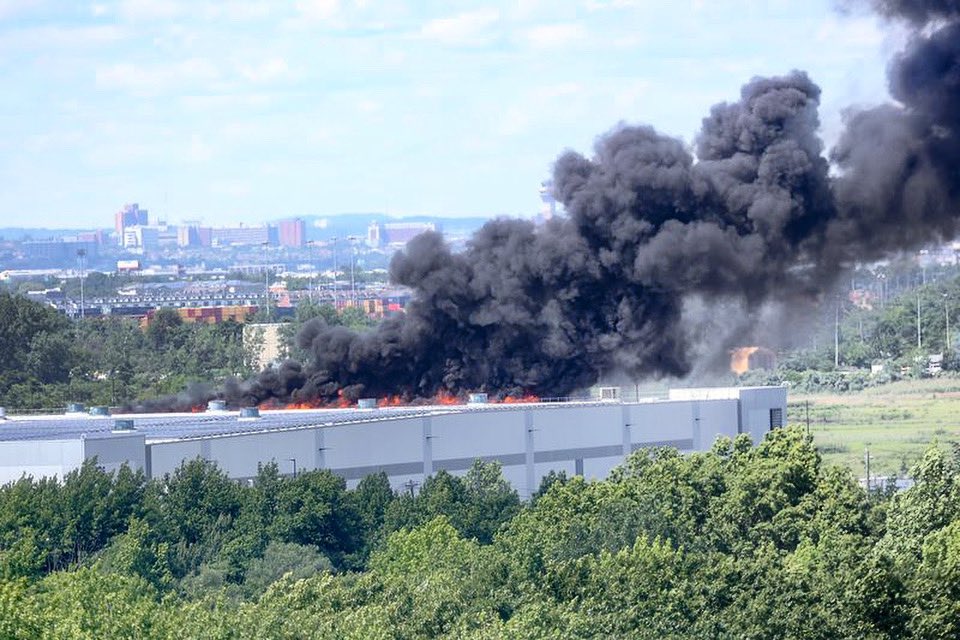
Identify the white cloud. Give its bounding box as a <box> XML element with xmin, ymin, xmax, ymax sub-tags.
<box><xmin>420</xmin><ymin>8</ymin><xmax>500</xmax><ymax>46</ymax></box>
<box><xmin>187</xmin><ymin>134</ymin><xmax>213</xmax><ymax>162</ymax></box>
<box><xmin>296</xmin><ymin>0</ymin><xmax>340</xmax><ymax>21</ymax></box>
<box><xmin>357</xmin><ymin>98</ymin><xmax>381</xmax><ymax>113</ymax></box>
<box><xmin>239</xmin><ymin>57</ymin><xmax>290</xmax><ymax>83</ymax></box>
<box><xmin>816</xmin><ymin>15</ymin><xmax>883</xmax><ymax>48</ymax></box>
<box><xmin>0</xmin><ymin>24</ymin><xmax>126</xmax><ymax>50</ymax></box>
<box><xmin>523</xmin><ymin>23</ymin><xmax>585</xmax><ymax>48</ymax></box>
<box><xmin>117</xmin><ymin>0</ymin><xmax>185</xmax><ymax>21</ymax></box>
<box><xmin>96</xmin><ymin>58</ymin><xmax>220</xmax><ymax>96</ymax></box>
<box><xmin>0</xmin><ymin>0</ymin><xmax>40</xmax><ymax>20</ymax></box>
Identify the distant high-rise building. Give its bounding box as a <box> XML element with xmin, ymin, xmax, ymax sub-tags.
<box><xmin>368</xmin><ymin>221</ymin><xmax>439</xmax><ymax>248</ymax></box>
<box><xmin>211</xmin><ymin>224</ymin><xmax>277</xmax><ymax>247</ymax></box>
<box><xmin>114</xmin><ymin>203</ymin><xmax>149</xmax><ymax>238</ymax></box>
<box><xmin>122</xmin><ymin>225</ymin><xmax>159</xmax><ymax>252</ymax></box>
<box><xmin>21</xmin><ymin>239</ymin><xmax>98</xmax><ymax>265</ymax></box>
<box><xmin>367</xmin><ymin>221</ymin><xmax>383</xmax><ymax>248</ymax></box>
<box><xmin>278</xmin><ymin>218</ymin><xmax>306</xmax><ymax>248</ymax></box>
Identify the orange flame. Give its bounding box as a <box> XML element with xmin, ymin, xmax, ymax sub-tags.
<box><xmin>500</xmin><ymin>394</ymin><xmax>540</xmax><ymax>404</ymax></box>
<box><xmin>730</xmin><ymin>347</ymin><xmax>758</xmax><ymax>375</ymax></box>
<box><xmin>433</xmin><ymin>390</ymin><xmax>461</xmax><ymax>405</ymax></box>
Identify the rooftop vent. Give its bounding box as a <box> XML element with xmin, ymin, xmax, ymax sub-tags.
<box><xmin>239</xmin><ymin>407</ymin><xmax>260</xmax><ymax>419</ymax></box>
<box><xmin>468</xmin><ymin>393</ymin><xmax>488</xmax><ymax>405</ymax></box>
<box><xmin>66</xmin><ymin>402</ymin><xmax>85</xmax><ymax>414</ymax></box>
<box><xmin>207</xmin><ymin>400</ymin><xmax>227</xmax><ymax>412</ymax></box>
<box><xmin>112</xmin><ymin>419</ymin><xmax>135</xmax><ymax>432</ymax></box>
<box><xmin>89</xmin><ymin>406</ymin><xmax>110</xmax><ymax>417</ymax></box>
<box><xmin>357</xmin><ymin>398</ymin><xmax>378</xmax><ymax>410</ymax></box>
<box><xmin>597</xmin><ymin>387</ymin><xmax>622</xmax><ymax>402</ymax></box>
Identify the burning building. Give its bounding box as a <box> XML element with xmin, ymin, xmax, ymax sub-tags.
<box><xmin>0</xmin><ymin>386</ymin><xmax>786</xmax><ymax>498</ymax></box>
<box><xmin>138</xmin><ymin>0</ymin><xmax>960</xmax><ymax>414</ymax></box>
<box><xmin>730</xmin><ymin>347</ymin><xmax>777</xmax><ymax>376</ymax></box>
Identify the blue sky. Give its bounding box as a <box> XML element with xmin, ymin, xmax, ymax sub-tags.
<box><xmin>0</xmin><ymin>0</ymin><xmax>905</xmax><ymax>229</ymax></box>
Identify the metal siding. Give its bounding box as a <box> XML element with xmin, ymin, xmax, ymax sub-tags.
<box><xmin>429</xmin><ymin>411</ymin><xmax>525</xmax><ymax>459</ymax></box>
<box><xmin>82</xmin><ymin>433</ymin><xmax>146</xmax><ymax>475</ymax></box>
<box><xmin>737</xmin><ymin>387</ymin><xmax>788</xmax><ymax>444</ymax></box>
<box><xmin>0</xmin><ymin>440</ymin><xmax>84</xmax><ymax>483</ymax></box>
<box><xmin>694</xmin><ymin>399</ymin><xmax>740</xmax><ymax>448</ymax></box>
<box><xmin>530</xmin><ymin>405</ymin><xmax>622</xmax><ymax>451</ymax></box>
<box><xmin>149</xmin><ymin>441</ymin><xmax>204</xmax><ymax>478</ymax></box>
<box><xmin>324</xmin><ymin>417</ymin><xmax>423</xmax><ymax>473</ymax></box>
<box><xmin>625</xmin><ymin>402</ymin><xmax>695</xmax><ymax>446</ymax></box>
<box><xmin>582</xmin><ymin>455</ymin><xmax>625</xmax><ymax>480</ymax></box>
<box><xmin>205</xmin><ymin>429</ymin><xmax>318</xmax><ymax>478</ymax></box>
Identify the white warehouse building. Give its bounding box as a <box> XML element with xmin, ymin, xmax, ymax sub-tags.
<box><xmin>0</xmin><ymin>386</ymin><xmax>787</xmax><ymax>499</ymax></box>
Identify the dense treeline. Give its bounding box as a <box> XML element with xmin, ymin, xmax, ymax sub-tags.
<box><xmin>0</xmin><ymin>292</ymin><xmax>254</xmax><ymax>411</ymax></box>
<box><xmin>0</xmin><ymin>293</ymin><xmax>380</xmax><ymax>412</ymax></box>
<box><xmin>2</xmin><ymin>427</ymin><xmax>960</xmax><ymax>638</ymax></box>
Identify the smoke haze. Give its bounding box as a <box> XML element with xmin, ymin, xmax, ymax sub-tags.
<box><xmin>141</xmin><ymin>0</ymin><xmax>960</xmax><ymax>409</ymax></box>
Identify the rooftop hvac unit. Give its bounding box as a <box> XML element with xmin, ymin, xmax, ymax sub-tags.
<box><xmin>597</xmin><ymin>387</ymin><xmax>621</xmax><ymax>402</ymax></box>
<box><xmin>357</xmin><ymin>398</ymin><xmax>378</xmax><ymax>409</ymax></box>
<box><xmin>468</xmin><ymin>393</ymin><xmax>488</xmax><ymax>405</ymax></box>
<box><xmin>239</xmin><ymin>407</ymin><xmax>261</xmax><ymax>419</ymax></box>
<box><xmin>112</xmin><ymin>419</ymin><xmax>135</xmax><ymax>432</ymax></box>
<box><xmin>89</xmin><ymin>406</ymin><xmax>111</xmax><ymax>417</ymax></box>
<box><xmin>0</xmin><ymin>407</ymin><xmax>6</xmax><ymax>420</ymax></box>
<box><xmin>207</xmin><ymin>400</ymin><xmax>227</xmax><ymax>412</ymax></box>
<box><xmin>66</xmin><ymin>402</ymin><xmax>85</xmax><ymax>414</ymax></box>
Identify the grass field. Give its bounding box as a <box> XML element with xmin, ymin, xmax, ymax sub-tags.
<box><xmin>787</xmin><ymin>378</ymin><xmax>960</xmax><ymax>477</ymax></box>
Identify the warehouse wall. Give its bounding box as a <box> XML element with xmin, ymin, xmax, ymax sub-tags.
<box><xmin>82</xmin><ymin>432</ymin><xmax>146</xmax><ymax>476</ymax></box>
<box><xmin>145</xmin><ymin>394</ymin><xmax>781</xmax><ymax>499</ymax></box>
<box><xmin>0</xmin><ymin>439</ymin><xmax>83</xmax><ymax>484</ymax></box>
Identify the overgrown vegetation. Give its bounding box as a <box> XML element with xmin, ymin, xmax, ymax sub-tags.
<box><xmin>2</xmin><ymin>428</ymin><xmax>960</xmax><ymax>638</ymax></box>
<box><xmin>0</xmin><ymin>292</ymin><xmax>255</xmax><ymax>411</ymax></box>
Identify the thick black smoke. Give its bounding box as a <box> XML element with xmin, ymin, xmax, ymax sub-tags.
<box><xmin>148</xmin><ymin>0</ymin><xmax>960</xmax><ymax>410</ymax></box>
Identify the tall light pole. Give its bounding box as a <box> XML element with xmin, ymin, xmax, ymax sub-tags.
<box><xmin>348</xmin><ymin>235</ymin><xmax>359</xmax><ymax>307</ymax></box>
<box><xmin>834</xmin><ymin>298</ymin><xmax>841</xmax><ymax>368</ymax></box>
<box><xmin>945</xmin><ymin>293</ymin><xmax>951</xmax><ymax>353</ymax></box>
<box><xmin>76</xmin><ymin>249</ymin><xmax>86</xmax><ymax>319</ymax></box>
<box><xmin>261</xmin><ymin>241</ymin><xmax>270</xmax><ymax>320</ymax></box>
<box><xmin>917</xmin><ymin>291</ymin><xmax>922</xmax><ymax>349</ymax></box>
<box><xmin>331</xmin><ymin>236</ymin><xmax>338</xmax><ymax>311</ymax></box>
<box><xmin>307</xmin><ymin>240</ymin><xmax>317</xmax><ymax>302</ymax></box>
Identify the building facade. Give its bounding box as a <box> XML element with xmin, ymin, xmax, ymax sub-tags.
<box><xmin>0</xmin><ymin>386</ymin><xmax>787</xmax><ymax>499</ymax></box>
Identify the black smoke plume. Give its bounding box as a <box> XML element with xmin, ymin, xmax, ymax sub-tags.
<box><xmin>145</xmin><ymin>0</ymin><xmax>960</xmax><ymax>410</ymax></box>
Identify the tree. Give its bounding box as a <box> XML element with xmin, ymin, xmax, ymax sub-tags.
<box><xmin>269</xmin><ymin>469</ymin><xmax>360</xmax><ymax>568</ymax></box>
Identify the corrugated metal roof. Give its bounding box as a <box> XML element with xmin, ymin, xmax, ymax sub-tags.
<box><xmin>0</xmin><ymin>399</ymin><xmax>667</xmax><ymax>444</ymax></box>
<box><xmin>0</xmin><ymin>407</ymin><xmax>441</xmax><ymax>443</ymax></box>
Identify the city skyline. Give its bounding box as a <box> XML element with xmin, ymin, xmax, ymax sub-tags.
<box><xmin>1</xmin><ymin>1</ymin><xmax>905</xmax><ymax>229</ymax></box>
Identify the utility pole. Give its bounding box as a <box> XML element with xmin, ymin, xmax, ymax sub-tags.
<box><xmin>864</xmin><ymin>448</ymin><xmax>871</xmax><ymax>493</ymax></box>
<box><xmin>348</xmin><ymin>236</ymin><xmax>359</xmax><ymax>306</ymax></box>
<box><xmin>77</xmin><ymin>249</ymin><xmax>86</xmax><ymax>319</ymax></box>
<box><xmin>331</xmin><ymin>236</ymin><xmax>338</xmax><ymax>311</ymax></box>
<box><xmin>261</xmin><ymin>241</ymin><xmax>270</xmax><ymax>320</ymax></box>
<box><xmin>307</xmin><ymin>240</ymin><xmax>316</xmax><ymax>302</ymax></box>
<box><xmin>287</xmin><ymin>458</ymin><xmax>297</xmax><ymax>479</ymax></box>
<box><xmin>834</xmin><ymin>299</ymin><xmax>840</xmax><ymax>368</ymax></box>
<box><xmin>945</xmin><ymin>293</ymin><xmax>951</xmax><ymax>353</ymax></box>
<box><xmin>917</xmin><ymin>292</ymin><xmax>922</xmax><ymax>349</ymax></box>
